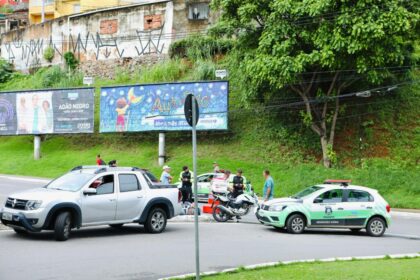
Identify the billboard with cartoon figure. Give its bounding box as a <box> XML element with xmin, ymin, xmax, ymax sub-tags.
<box><xmin>0</xmin><ymin>88</ymin><xmax>94</xmax><ymax>135</ymax></box>
<box><xmin>99</xmin><ymin>81</ymin><xmax>228</xmax><ymax>132</ymax></box>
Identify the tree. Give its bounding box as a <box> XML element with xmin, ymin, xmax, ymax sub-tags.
<box><xmin>212</xmin><ymin>0</ymin><xmax>418</xmax><ymax>167</ymax></box>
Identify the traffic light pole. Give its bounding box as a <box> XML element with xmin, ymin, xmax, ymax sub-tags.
<box><xmin>192</xmin><ymin>95</ymin><xmax>200</xmax><ymax>280</ymax></box>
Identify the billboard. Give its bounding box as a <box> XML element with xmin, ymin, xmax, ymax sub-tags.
<box><xmin>0</xmin><ymin>88</ymin><xmax>94</xmax><ymax>135</ymax></box>
<box><xmin>100</xmin><ymin>81</ymin><xmax>228</xmax><ymax>132</ymax></box>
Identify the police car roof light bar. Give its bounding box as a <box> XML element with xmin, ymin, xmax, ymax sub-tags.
<box><xmin>324</xmin><ymin>179</ymin><xmax>352</xmax><ymax>187</ymax></box>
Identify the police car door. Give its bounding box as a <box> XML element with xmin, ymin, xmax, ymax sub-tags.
<box><xmin>309</xmin><ymin>189</ymin><xmax>346</xmax><ymax>227</ymax></box>
<box><xmin>341</xmin><ymin>189</ymin><xmax>375</xmax><ymax>227</ymax></box>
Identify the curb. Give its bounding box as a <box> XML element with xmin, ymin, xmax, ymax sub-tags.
<box><xmin>169</xmin><ymin>215</ymin><xmax>214</xmax><ymax>223</ymax></box>
<box><xmin>391</xmin><ymin>211</ymin><xmax>420</xmax><ymax>219</ymax></box>
<box><xmin>160</xmin><ymin>253</ymin><xmax>420</xmax><ymax>279</ymax></box>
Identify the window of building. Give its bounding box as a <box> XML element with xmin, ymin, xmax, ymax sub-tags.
<box><xmin>188</xmin><ymin>3</ymin><xmax>209</xmax><ymax>20</ymax></box>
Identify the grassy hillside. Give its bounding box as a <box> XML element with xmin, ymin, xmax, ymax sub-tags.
<box><xmin>0</xmin><ymin>58</ymin><xmax>419</xmax><ymax>208</ymax></box>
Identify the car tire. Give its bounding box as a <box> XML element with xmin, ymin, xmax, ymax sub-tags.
<box><xmin>366</xmin><ymin>217</ymin><xmax>386</xmax><ymax>237</ymax></box>
<box><xmin>109</xmin><ymin>224</ymin><xmax>124</xmax><ymax>229</ymax></box>
<box><xmin>144</xmin><ymin>208</ymin><xmax>167</xmax><ymax>234</ymax></box>
<box><xmin>13</xmin><ymin>228</ymin><xmax>28</xmax><ymax>235</ymax></box>
<box><xmin>286</xmin><ymin>214</ymin><xmax>306</xmax><ymax>234</ymax></box>
<box><xmin>54</xmin><ymin>212</ymin><xmax>72</xmax><ymax>241</ymax></box>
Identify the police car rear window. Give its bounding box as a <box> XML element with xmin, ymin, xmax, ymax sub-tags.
<box><xmin>347</xmin><ymin>190</ymin><xmax>374</xmax><ymax>202</ymax></box>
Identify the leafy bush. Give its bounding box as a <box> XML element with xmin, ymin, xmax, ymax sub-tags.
<box><xmin>0</xmin><ymin>59</ymin><xmax>13</xmax><ymax>83</ymax></box>
<box><xmin>188</xmin><ymin>60</ymin><xmax>216</xmax><ymax>80</ymax></box>
<box><xmin>63</xmin><ymin>52</ymin><xmax>79</xmax><ymax>71</ymax></box>
<box><xmin>169</xmin><ymin>35</ymin><xmax>233</xmax><ymax>60</ymax></box>
<box><xmin>43</xmin><ymin>46</ymin><xmax>55</xmax><ymax>63</ymax></box>
<box><xmin>41</xmin><ymin>66</ymin><xmax>66</xmax><ymax>87</ymax></box>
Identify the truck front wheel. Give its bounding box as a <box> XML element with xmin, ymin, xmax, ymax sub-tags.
<box><xmin>144</xmin><ymin>208</ymin><xmax>167</xmax><ymax>234</ymax></box>
<box><xmin>54</xmin><ymin>212</ymin><xmax>72</xmax><ymax>241</ymax></box>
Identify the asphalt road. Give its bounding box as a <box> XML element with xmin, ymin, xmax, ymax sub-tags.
<box><xmin>1</xmin><ymin>175</ymin><xmax>420</xmax><ymax>280</ymax></box>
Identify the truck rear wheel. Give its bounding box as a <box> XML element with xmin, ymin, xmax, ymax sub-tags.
<box><xmin>144</xmin><ymin>208</ymin><xmax>167</xmax><ymax>234</ymax></box>
<box><xmin>54</xmin><ymin>212</ymin><xmax>72</xmax><ymax>241</ymax></box>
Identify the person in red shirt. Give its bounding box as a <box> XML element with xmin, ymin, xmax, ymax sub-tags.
<box><xmin>96</xmin><ymin>154</ymin><xmax>106</xmax><ymax>165</ymax></box>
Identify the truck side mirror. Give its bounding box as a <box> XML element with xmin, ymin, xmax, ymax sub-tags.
<box><xmin>83</xmin><ymin>188</ymin><xmax>97</xmax><ymax>195</ymax></box>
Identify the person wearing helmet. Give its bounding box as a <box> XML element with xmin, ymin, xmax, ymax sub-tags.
<box><xmin>231</xmin><ymin>169</ymin><xmax>245</xmax><ymax>198</ymax></box>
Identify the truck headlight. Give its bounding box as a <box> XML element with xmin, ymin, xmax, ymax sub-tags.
<box><xmin>25</xmin><ymin>200</ymin><xmax>42</xmax><ymax>210</ymax></box>
<box><xmin>269</xmin><ymin>204</ymin><xmax>287</xmax><ymax>212</ymax></box>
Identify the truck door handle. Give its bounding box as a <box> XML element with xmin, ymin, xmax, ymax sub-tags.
<box><xmin>337</xmin><ymin>207</ymin><xmax>344</xmax><ymax>210</ymax></box>
<box><xmin>137</xmin><ymin>196</ymin><xmax>143</xmax><ymax>199</ymax></box>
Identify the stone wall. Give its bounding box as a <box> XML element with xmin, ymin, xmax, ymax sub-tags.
<box><xmin>78</xmin><ymin>54</ymin><xmax>168</xmax><ymax>79</ymax></box>
<box><xmin>0</xmin><ymin>0</ymin><xmax>217</xmax><ymax>72</ymax></box>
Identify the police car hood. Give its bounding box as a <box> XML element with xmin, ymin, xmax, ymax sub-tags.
<box><xmin>8</xmin><ymin>187</ymin><xmax>77</xmax><ymax>201</ymax></box>
<box><xmin>264</xmin><ymin>197</ymin><xmax>303</xmax><ymax>206</ymax></box>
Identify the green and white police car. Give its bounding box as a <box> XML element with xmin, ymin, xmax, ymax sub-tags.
<box><xmin>256</xmin><ymin>180</ymin><xmax>391</xmax><ymax>237</ymax></box>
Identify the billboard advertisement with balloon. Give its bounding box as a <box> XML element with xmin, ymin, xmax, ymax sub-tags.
<box><xmin>99</xmin><ymin>81</ymin><xmax>228</xmax><ymax>132</ymax></box>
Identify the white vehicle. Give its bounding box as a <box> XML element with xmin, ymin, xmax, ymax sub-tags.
<box><xmin>176</xmin><ymin>173</ymin><xmax>217</xmax><ymax>202</ymax></box>
<box><xmin>0</xmin><ymin>166</ymin><xmax>182</xmax><ymax>241</ymax></box>
<box><xmin>211</xmin><ymin>174</ymin><xmax>253</xmax><ymax>195</ymax></box>
<box><xmin>257</xmin><ymin>180</ymin><xmax>392</xmax><ymax>237</ymax></box>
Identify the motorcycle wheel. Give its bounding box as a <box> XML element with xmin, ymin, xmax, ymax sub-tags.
<box><xmin>212</xmin><ymin>207</ymin><xmax>230</xmax><ymax>222</ymax></box>
<box><xmin>242</xmin><ymin>204</ymin><xmax>251</xmax><ymax>216</ymax></box>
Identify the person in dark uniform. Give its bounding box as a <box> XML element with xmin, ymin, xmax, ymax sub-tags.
<box><xmin>180</xmin><ymin>166</ymin><xmax>193</xmax><ymax>203</ymax></box>
<box><xmin>231</xmin><ymin>169</ymin><xmax>245</xmax><ymax>198</ymax></box>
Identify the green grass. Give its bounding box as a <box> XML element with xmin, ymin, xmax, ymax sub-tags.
<box><xmin>203</xmin><ymin>257</ymin><xmax>420</xmax><ymax>280</ymax></box>
<box><xmin>0</xmin><ymin>59</ymin><xmax>419</xmax><ymax>209</ymax></box>
<box><xmin>0</xmin><ymin>135</ymin><xmax>419</xmax><ymax>209</ymax></box>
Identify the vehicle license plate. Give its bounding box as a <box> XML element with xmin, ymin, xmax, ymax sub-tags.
<box><xmin>2</xmin><ymin>212</ymin><xmax>13</xmax><ymax>221</ymax></box>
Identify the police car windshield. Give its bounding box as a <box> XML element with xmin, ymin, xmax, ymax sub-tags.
<box><xmin>292</xmin><ymin>186</ymin><xmax>323</xmax><ymax>199</ymax></box>
<box><xmin>45</xmin><ymin>173</ymin><xmax>95</xmax><ymax>192</ymax></box>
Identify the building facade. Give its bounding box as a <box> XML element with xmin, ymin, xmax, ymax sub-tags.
<box><xmin>28</xmin><ymin>0</ymin><xmax>169</xmax><ymax>24</ymax></box>
<box><xmin>1</xmin><ymin>0</ymin><xmax>216</xmax><ymax>71</ymax></box>
<box><xmin>0</xmin><ymin>0</ymin><xmax>29</xmax><ymax>34</ymax></box>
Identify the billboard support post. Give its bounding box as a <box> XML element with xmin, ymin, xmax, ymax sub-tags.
<box><xmin>34</xmin><ymin>135</ymin><xmax>41</xmax><ymax>160</ymax></box>
<box><xmin>158</xmin><ymin>132</ymin><xmax>166</xmax><ymax>166</ymax></box>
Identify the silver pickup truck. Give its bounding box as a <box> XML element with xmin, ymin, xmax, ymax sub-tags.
<box><xmin>0</xmin><ymin>166</ymin><xmax>182</xmax><ymax>241</ymax></box>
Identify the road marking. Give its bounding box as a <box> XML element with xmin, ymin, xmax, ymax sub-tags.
<box><xmin>0</xmin><ymin>175</ymin><xmax>50</xmax><ymax>184</ymax></box>
<box><xmin>385</xmin><ymin>233</ymin><xmax>420</xmax><ymax>240</ymax></box>
<box><xmin>161</xmin><ymin>253</ymin><xmax>420</xmax><ymax>279</ymax></box>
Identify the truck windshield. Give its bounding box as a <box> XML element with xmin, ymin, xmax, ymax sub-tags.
<box><xmin>292</xmin><ymin>186</ymin><xmax>323</xmax><ymax>199</ymax></box>
<box><xmin>45</xmin><ymin>173</ymin><xmax>95</xmax><ymax>192</ymax></box>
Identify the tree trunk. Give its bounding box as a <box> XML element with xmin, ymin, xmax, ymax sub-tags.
<box><xmin>320</xmin><ymin>135</ymin><xmax>331</xmax><ymax>168</ymax></box>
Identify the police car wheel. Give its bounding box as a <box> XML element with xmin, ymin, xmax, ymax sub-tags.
<box><xmin>366</xmin><ymin>217</ymin><xmax>386</xmax><ymax>237</ymax></box>
<box><xmin>286</xmin><ymin>214</ymin><xmax>305</xmax><ymax>234</ymax></box>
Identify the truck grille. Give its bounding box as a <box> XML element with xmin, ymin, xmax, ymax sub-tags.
<box><xmin>5</xmin><ymin>197</ymin><xmax>28</xmax><ymax>210</ymax></box>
